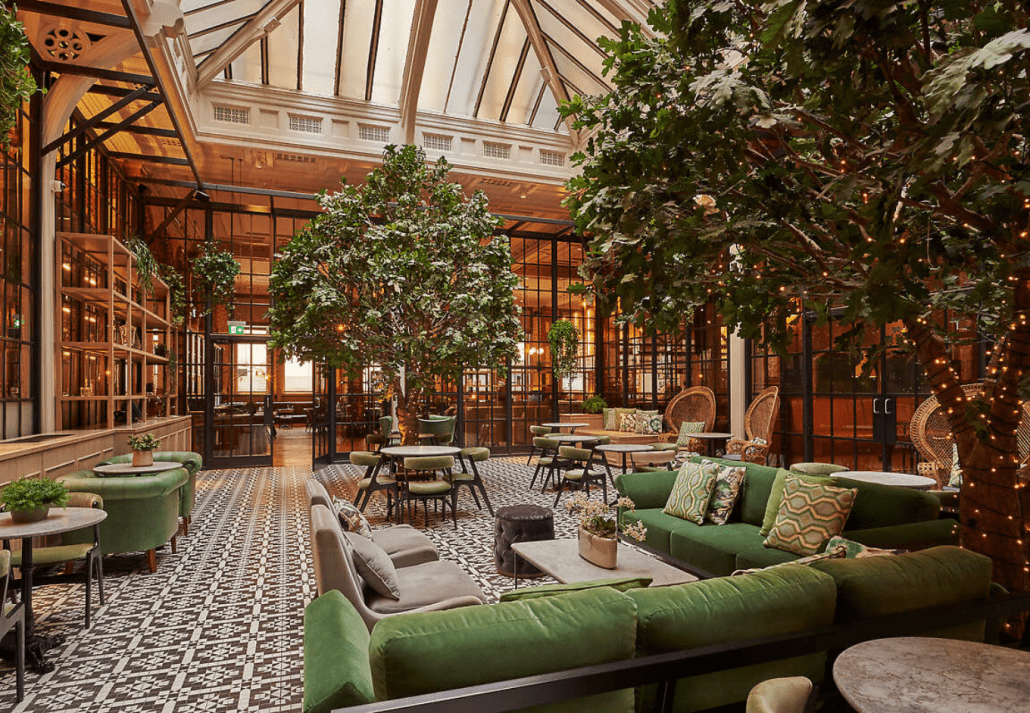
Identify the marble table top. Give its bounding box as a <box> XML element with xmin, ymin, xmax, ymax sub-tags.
<box><xmin>690</xmin><ymin>432</ymin><xmax>733</xmax><ymax>440</ymax></box>
<box><xmin>512</xmin><ymin>539</ymin><xmax>697</xmax><ymax>587</ymax></box>
<box><xmin>94</xmin><ymin>461</ymin><xmax>181</xmax><ymax>476</ymax></box>
<box><xmin>838</xmin><ymin>471</ymin><xmax>937</xmax><ymax>490</ymax></box>
<box><xmin>0</xmin><ymin>507</ymin><xmax>107</xmax><ymax>539</ymax></box>
<box><xmin>833</xmin><ymin>637</ymin><xmax>1030</xmax><ymax>713</ymax></box>
<box><xmin>595</xmin><ymin>444</ymin><xmax>654</xmax><ymax>453</ymax></box>
<box><xmin>541</xmin><ymin>422</ymin><xmax>590</xmax><ymax>429</ymax></box>
<box><xmin>380</xmin><ymin>445</ymin><xmax>462</xmax><ymax>458</ymax></box>
<box><xmin>548</xmin><ymin>433</ymin><xmax>599</xmax><ymax>444</ymax></box>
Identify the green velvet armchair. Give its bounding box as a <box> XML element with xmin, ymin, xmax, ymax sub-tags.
<box><xmin>94</xmin><ymin>451</ymin><xmax>202</xmax><ymax>535</ymax></box>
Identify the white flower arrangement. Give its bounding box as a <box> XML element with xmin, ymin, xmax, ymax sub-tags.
<box><xmin>565</xmin><ymin>493</ymin><xmax>647</xmax><ymax>542</ymax></box>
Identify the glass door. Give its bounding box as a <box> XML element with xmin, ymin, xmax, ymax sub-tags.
<box><xmin>313</xmin><ymin>362</ymin><xmax>332</xmax><ymax>469</ymax></box>
<box><xmin>205</xmin><ymin>334</ymin><xmax>274</xmax><ymax>468</ymax></box>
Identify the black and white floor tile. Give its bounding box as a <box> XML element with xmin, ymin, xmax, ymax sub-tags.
<box><xmin>0</xmin><ymin>455</ymin><xmax>592</xmax><ymax>711</ymax></box>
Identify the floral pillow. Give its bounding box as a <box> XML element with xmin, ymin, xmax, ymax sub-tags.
<box><xmin>663</xmin><ymin>460</ymin><xmax>719</xmax><ymax>524</ymax></box>
<box><xmin>635</xmin><ymin>410</ymin><xmax>662</xmax><ymax>435</ymax></box>
<box><xmin>949</xmin><ymin>444</ymin><xmax>962</xmax><ymax>487</ymax></box>
<box><xmin>676</xmin><ymin>421</ymin><xmax>706</xmax><ymax>447</ymax></box>
<box><xmin>704</xmin><ymin>462</ymin><xmax>746</xmax><ymax>525</ymax></box>
<box><xmin>603</xmin><ymin>408</ymin><xmax>619</xmax><ymax>431</ymax></box>
<box><xmin>619</xmin><ymin>410</ymin><xmax>638</xmax><ymax>433</ymax></box>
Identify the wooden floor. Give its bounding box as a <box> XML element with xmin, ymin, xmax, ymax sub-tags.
<box><xmin>272</xmin><ymin>428</ymin><xmax>314</xmax><ymax>469</ymax></box>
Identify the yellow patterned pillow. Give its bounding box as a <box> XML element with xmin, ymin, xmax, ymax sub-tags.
<box><xmin>663</xmin><ymin>459</ymin><xmax>719</xmax><ymax>524</ymax></box>
<box><xmin>763</xmin><ymin>478</ymin><xmax>858</xmax><ymax>556</ymax></box>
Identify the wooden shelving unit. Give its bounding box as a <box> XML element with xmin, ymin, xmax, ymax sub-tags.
<box><xmin>57</xmin><ymin>233</ymin><xmax>179</xmax><ymax>430</ymax></box>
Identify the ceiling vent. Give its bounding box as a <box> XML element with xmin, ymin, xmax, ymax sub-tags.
<box><xmin>539</xmin><ymin>150</ymin><xmax>565</xmax><ymax>167</ymax></box>
<box><xmin>41</xmin><ymin>24</ymin><xmax>91</xmax><ymax>62</ymax></box>
<box><xmin>358</xmin><ymin>125</ymin><xmax>391</xmax><ymax>143</ymax></box>
<box><xmin>483</xmin><ymin>142</ymin><xmax>511</xmax><ymax>160</ymax></box>
<box><xmin>213</xmin><ymin>105</ymin><xmax>250</xmax><ymax>125</ymax></box>
<box><xmin>423</xmin><ymin>134</ymin><xmax>452</xmax><ymax>152</ymax></box>
<box><xmin>288</xmin><ymin>114</ymin><xmax>323</xmax><ymax>134</ymax></box>
<box><xmin>274</xmin><ymin>152</ymin><xmax>317</xmax><ymax>165</ymax></box>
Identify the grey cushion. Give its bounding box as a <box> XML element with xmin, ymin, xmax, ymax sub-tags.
<box><xmin>370</xmin><ymin>525</ymin><xmax>439</xmax><ymax>567</ymax></box>
<box><xmin>345</xmin><ymin>532</ymin><xmax>401</xmax><ymax>600</ymax></box>
<box><xmin>366</xmin><ymin>560</ymin><xmax>487</xmax><ymax>615</ymax></box>
<box><xmin>334</xmin><ymin>497</ymin><xmax>373</xmax><ymax>537</ymax></box>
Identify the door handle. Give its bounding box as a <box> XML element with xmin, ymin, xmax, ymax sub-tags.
<box><xmin>873</xmin><ymin>398</ymin><xmax>882</xmax><ymax>415</ymax></box>
<box><xmin>884</xmin><ymin>398</ymin><xmax>894</xmax><ymax>415</ymax></box>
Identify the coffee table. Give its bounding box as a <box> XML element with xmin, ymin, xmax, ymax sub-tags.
<box><xmin>837</xmin><ymin>471</ymin><xmax>937</xmax><ymax>490</ymax></box>
<box><xmin>511</xmin><ymin>539</ymin><xmax>697</xmax><ymax>589</ymax></box>
<box><xmin>94</xmin><ymin>461</ymin><xmax>181</xmax><ymax>476</ymax></box>
<box><xmin>833</xmin><ymin>637</ymin><xmax>1030</xmax><ymax>712</ymax></box>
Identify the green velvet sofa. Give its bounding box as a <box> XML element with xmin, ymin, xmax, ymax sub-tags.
<box><xmin>58</xmin><ymin>465</ymin><xmax>188</xmax><ymax>573</ymax></box>
<box><xmin>303</xmin><ymin>546</ymin><xmax>994</xmax><ymax>713</ymax></box>
<box><xmin>616</xmin><ymin>457</ymin><xmax>959</xmax><ymax>578</ymax></box>
<box><xmin>94</xmin><ymin>451</ymin><xmax>202</xmax><ymax>535</ymax></box>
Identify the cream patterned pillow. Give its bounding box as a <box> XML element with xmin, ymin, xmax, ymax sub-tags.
<box><xmin>763</xmin><ymin>478</ymin><xmax>857</xmax><ymax>556</ymax></box>
<box><xmin>663</xmin><ymin>460</ymin><xmax>719</xmax><ymax>524</ymax></box>
<box><xmin>333</xmin><ymin>497</ymin><xmax>373</xmax><ymax>538</ymax></box>
<box><xmin>619</xmin><ymin>410</ymin><xmax>638</xmax><ymax>433</ymax></box>
<box><xmin>949</xmin><ymin>444</ymin><xmax>962</xmax><ymax>487</ymax></box>
<box><xmin>705</xmin><ymin>463</ymin><xmax>746</xmax><ymax>525</ymax></box>
<box><xmin>603</xmin><ymin>408</ymin><xmax>619</xmax><ymax>431</ymax></box>
<box><xmin>635</xmin><ymin>410</ymin><xmax>662</xmax><ymax>435</ymax></box>
<box><xmin>676</xmin><ymin>421</ymin><xmax>705</xmax><ymax>447</ymax></box>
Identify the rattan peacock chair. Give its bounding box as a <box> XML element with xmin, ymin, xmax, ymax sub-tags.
<box><xmin>726</xmin><ymin>386</ymin><xmax>781</xmax><ymax>465</ymax></box>
<box><xmin>910</xmin><ymin>382</ymin><xmax>1030</xmax><ymax>488</ymax></box>
<box><xmin>661</xmin><ymin>386</ymin><xmax>717</xmax><ymax>453</ymax></box>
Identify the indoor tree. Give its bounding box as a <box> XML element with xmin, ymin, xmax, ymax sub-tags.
<box><xmin>563</xmin><ymin>0</ymin><xmax>1030</xmax><ymax>599</ymax></box>
<box><xmin>268</xmin><ymin>145</ymin><xmax>522</xmax><ymax>444</ymax></box>
<box><xmin>0</xmin><ymin>5</ymin><xmax>35</xmax><ymax>149</ymax></box>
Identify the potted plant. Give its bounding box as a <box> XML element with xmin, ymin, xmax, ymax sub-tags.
<box><xmin>125</xmin><ymin>236</ymin><xmax>158</xmax><ymax>297</ymax></box>
<box><xmin>0</xmin><ymin>6</ymin><xmax>37</xmax><ymax>150</ymax></box>
<box><xmin>128</xmin><ymin>433</ymin><xmax>161</xmax><ymax>467</ymax></box>
<box><xmin>577</xmin><ymin>394</ymin><xmax>607</xmax><ymax>430</ymax></box>
<box><xmin>0</xmin><ymin>477</ymin><xmax>70</xmax><ymax>523</ymax></box>
<box><xmin>191</xmin><ymin>241</ymin><xmax>241</xmax><ymax>326</ymax></box>
<box><xmin>565</xmin><ymin>493</ymin><xmax>647</xmax><ymax>569</ymax></box>
<box><xmin>547</xmin><ymin>320</ymin><xmax>580</xmax><ymax>382</ymax></box>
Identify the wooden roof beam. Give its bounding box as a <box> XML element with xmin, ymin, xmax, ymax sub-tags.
<box><xmin>195</xmin><ymin>0</ymin><xmax>301</xmax><ymax>89</ymax></box>
<box><xmin>510</xmin><ymin>0</ymin><xmax>577</xmax><ymax>139</ymax></box>
<box><xmin>398</xmin><ymin>0</ymin><xmax>438</xmax><ymax>144</ymax></box>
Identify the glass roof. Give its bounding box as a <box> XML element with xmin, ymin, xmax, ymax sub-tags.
<box><xmin>180</xmin><ymin>0</ymin><xmax>646</xmax><ymax>132</ymax></box>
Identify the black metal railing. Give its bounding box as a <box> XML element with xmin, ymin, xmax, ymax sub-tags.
<box><xmin>334</xmin><ymin>591</ymin><xmax>1030</xmax><ymax>713</ymax></box>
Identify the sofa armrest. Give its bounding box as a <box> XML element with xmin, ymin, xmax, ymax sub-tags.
<box><xmin>405</xmin><ymin>596</ymin><xmax>485</xmax><ymax>614</ymax></box>
<box><xmin>303</xmin><ymin>591</ymin><xmax>375</xmax><ymax>713</ymax></box>
<box><xmin>614</xmin><ymin>470</ymin><xmax>678</xmax><ymax>510</ymax></box>
<box><xmin>844</xmin><ymin>518</ymin><xmax>960</xmax><ymax>551</ymax></box>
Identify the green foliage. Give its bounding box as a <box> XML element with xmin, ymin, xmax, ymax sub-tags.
<box><xmin>582</xmin><ymin>394</ymin><xmax>608</xmax><ymax>414</ymax></box>
<box><xmin>547</xmin><ymin>320</ymin><xmax>580</xmax><ymax>381</ymax></box>
<box><xmin>0</xmin><ymin>6</ymin><xmax>36</xmax><ymax>150</ymax></box>
<box><xmin>192</xmin><ymin>242</ymin><xmax>241</xmax><ymax>316</ymax></box>
<box><xmin>268</xmin><ymin>145</ymin><xmax>523</xmax><ymax>411</ymax></box>
<box><xmin>562</xmin><ymin>0</ymin><xmax>1030</xmax><ymax>361</ymax></box>
<box><xmin>128</xmin><ymin>433</ymin><xmax>161</xmax><ymax>451</ymax></box>
<box><xmin>158</xmin><ymin>263</ymin><xmax>187</xmax><ymax>327</ymax></box>
<box><xmin>0</xmin><ymin>477</ymin><xmax>69</xmax><ymax>512</ymax></box>
<box><xmin>125</xmin><ymin>237</ymin><xmax>157</xmax><ymax>296</ymax></box>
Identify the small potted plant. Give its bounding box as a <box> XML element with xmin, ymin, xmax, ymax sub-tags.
<box><xmin>0</xmin><ymin>477</ymin><xmax>70</xmax><ymax>523</ymax></box>
<box><xmin>578</xmin><ymin>394</ymin><xmax>607</xmax><ymax>430</ymax></box>
<box><xmin>565</xmin><ymin>493</ymin><xmax>647</xmax><ymax>569</ymax></box>
<box><xmin>128</xmin><ymin>433</ymin><xmax>162</xmax><ymax>467</ymax></box>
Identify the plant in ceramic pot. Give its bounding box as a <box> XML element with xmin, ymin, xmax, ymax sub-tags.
<box><xmin>547</xmin><ymin>319</ymin><xmax>580</xmax><ymax>383</ymax></box>
<box><xmin>0</xmin><ymin>477</ymin><xmax>70</xmax><ymax>523</ymax></box>
<box><xmin>582</xmin><ymin>394</ymin><xmax>607</xmax><ymax>415</ymax></box>
<box><xmin>565</xmin><ymin>493</ymin><xmax>647</xmax><ymax>569</ymax></box>
<box><xmin>128</xmin><ymin>433</ymin><xmax>161</xmax><ymax>467</ymax></box>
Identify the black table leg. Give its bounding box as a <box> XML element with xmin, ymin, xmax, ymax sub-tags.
<box><xmin>0</xmin><ymin>538</ymin><xmax>65</xmax><ymax>674</ymax></box>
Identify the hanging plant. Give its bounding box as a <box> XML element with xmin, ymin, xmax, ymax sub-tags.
<box><xmin>0</xmin><ymin>6</ymin><xmax>36</xmax><ymax>150</ymax></box>
<box><xmin>158</xmin><ymin>263</ymin><xmax>186</xmax><ymax>327</ymax></box>
<box><xmin>548</xmin><ymin>319</ymin><xmax>580</xmax><ymax>381</ymax></box>
<box><xmin>125</xmin><ymin>237</ymin><xmax>157</xmax><ymax>296</ymax></box>
<box><xmin>191</xmin><ymin>241</ymin><xmax>240</xmax><ymax>316</ymax></box>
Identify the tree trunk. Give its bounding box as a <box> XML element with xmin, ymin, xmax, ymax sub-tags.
<box><xmin>395</xmin><ymin>383</ymin><xmax>425</xmax><ymax>446</ymax></box>
<box><xmin>906</xmin><ymin>274</ymin><xmax>1030</xmax><ymax>638</ymax></box>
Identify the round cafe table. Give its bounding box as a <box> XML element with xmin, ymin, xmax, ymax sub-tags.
<box><xmin>833</xmin><ymin>637</ymin><xmax>1030</xmax><ymax>713</ymax></box>
<box><xmin>377</xmin><ymin>446</ymin><xmax>463</xmax><ymax>523</ymax></box>
<box><xmin>690</xmin><ymin>432</ymin><xmax>733</xmax><ymax>457</ymax></box>
<box><xmin>548</xmin><ymin>433</ymin><xmax>599</xmax><ymax>445</ymax></box>
<box><xmin>595</xmin><ymin>443</ymin><xmax>654</xmax><ymax>475</ymax></box>
<box><xmin>0</xmin><ymin>507</ymin><xmax>107</xmax><ymax>672</ymax></box>
<box><xmin>93</xmin><ymin>461</ymin><xmax>181</xmax><ymax>476</ymax></box>
<box><xmin>541</xmin><ymin>422</ymin><xmax>590</xmax><ymax>433</ymax></box>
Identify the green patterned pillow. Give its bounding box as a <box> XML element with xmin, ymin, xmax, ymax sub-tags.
<box><xmin>676</xmin><ymin>421</ymin><xmax>706</xmax><ymax>447</ymax></box>
<box><xmin>825</xmin><ymin>535</ymin><xmax>905</xmax><ymax>559</ymax></box>
<box><xmin>705</xmin><ymin>462</ymin><xmax>746</xmax><ymax>525</ymax></box>
<box><xmin>635</xmin><ymin>411</ymin><xmax>662</xmax><ymax>435</ymax></box>
<box><xmin>760</xmin><ymin>470</ymin><xmax>835</xmax><ymax>536</ymax></box>
<box><xmin>663</xmin><ymin>460</ymin><xmax>719</xmax><ymax>524</ymax></box>
<box><xmin>763</xmin><ymin>478</ymin><xmax>858</xmax><ymax>556</ymax></box>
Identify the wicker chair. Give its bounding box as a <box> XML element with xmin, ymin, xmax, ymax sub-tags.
<box><xmin>661</xmin><ymin>386</ymin><xmax>717</xmax><ymax>453</ymax></box>
<box><xmin>910</xmin><ymin>382</ymin><xmax>1030</xmax><ymax>487</ymax></box>
<box><xmin>726</xmin><ymin>386</ymin><xmax>781</xmax><ymax>465</ymax></box>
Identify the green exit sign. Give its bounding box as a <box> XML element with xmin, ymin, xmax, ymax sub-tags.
<box><xmin>229</xmin><ymin>324</ymin><xmax>246</xmax><ymax>335</ymax></box>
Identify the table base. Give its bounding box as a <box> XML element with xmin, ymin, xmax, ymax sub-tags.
<box><xmin>0</xmin><ymin>629</ymin><xmax>65</xmax><ymax>674</ymax></box>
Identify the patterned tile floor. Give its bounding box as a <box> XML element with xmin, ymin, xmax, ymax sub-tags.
<box><xmin>0</xmin><ymin>455</ymin><xmax>587</xmax><ymax>711</ymax></box>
